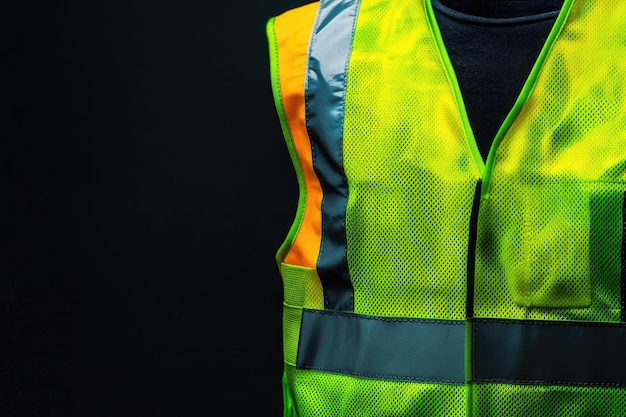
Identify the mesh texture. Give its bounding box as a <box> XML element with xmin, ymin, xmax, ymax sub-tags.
<box><xmin>343</xmin><ymin>0</ymin><xmax>477</xmax><ymax>320</ymax></box>
<box><xmin>286</xmin><ymin>366</ymin><xmax>466</xmax><ymax>417</ymax></box>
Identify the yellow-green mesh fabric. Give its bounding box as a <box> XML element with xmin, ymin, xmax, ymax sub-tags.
<box><xmin>474</xmin><ymin>0</ymin><xmax>626</xmax><ymax>322</ymax></box>
<box><xmin>281</xmin><ymin>1</ymin><xmax>476</xmax><ymax>414</ymax></box>
<box><xmin>471</xmin><ymin>384</ymin><xmax>626</xmax><ymax>416</ymax></box>
<box><xmin>343</xmin><ymin>0</ymin><xmax>479</xmax><ymax>320</ymax></box>
<box><xmin>281</xmin><ymin>264</ymin><xmax>324</xmax><ymax>368</ymax></box>
<box><xmin>286</xmin><ymin>367</ymin><xmax>465</xmax><ymax>417</ymax></box>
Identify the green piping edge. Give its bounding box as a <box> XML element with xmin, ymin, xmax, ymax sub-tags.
<box><xmin>266</xmin><ymin>17</ymin><xmax>309</xmax><ymax>270</ymax></box>
<box><xmin>423</xmin><ymin>0</ymin><xmax>484</xmax><ymax>179</ymax></box>
<box><xmin>464</xmin><ymin>319</ymin><xmax>473</xmax><ymax>416</ymax></box>
<box><xmin>482</xmin><ymin>0</ymin><xmax>575</xmax><ymax>196</ymax></box>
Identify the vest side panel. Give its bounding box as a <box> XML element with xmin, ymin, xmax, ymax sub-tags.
<box><xmin>285</xmin><ymin>0</ymin><xmax>482</xmax><ymax>415</ymax></box>
<box><xmin>270</xmin><ymin>3</ymin><xmax>323</xmax><ymax>270</ymax></box>
<box><xmin>268</xmin><ymin>7</ymin><xmax>327</xmax><ymax>417</ymax></box>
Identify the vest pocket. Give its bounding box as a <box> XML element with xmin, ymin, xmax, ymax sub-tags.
<box><xmin>505</xmin><ymin>180</ymin><xmax>626</xmax><ymax>309</ymax></box>
<box><xmin>508</xmin><ymin>180</ymin><xmax>592</xmax><ymax>308</ymax></box>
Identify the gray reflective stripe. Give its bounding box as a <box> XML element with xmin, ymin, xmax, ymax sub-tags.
<box><xmin>296</xmin><ymin>309</ymin><xmax>466</xmax><ymax>384</ymax></box>
<box><xmin>473</xmin><ymin>319</ymin><xmax>626</xmax><ymax>386</ymax></box>
<box><xmin>306</xmin><ymin>0</ymin><xmax>360</xmax><ymax>311</ymax></box>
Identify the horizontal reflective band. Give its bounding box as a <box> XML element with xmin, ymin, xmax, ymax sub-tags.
<box><xmin>473</xmin><ymin>319</ymin><xmax>626</xmax><ymax>386</ymax></box>
<box><xmin>297</xmin><ymin>309</ymin><xmax>465</xmax><ymax>383</ymax></box>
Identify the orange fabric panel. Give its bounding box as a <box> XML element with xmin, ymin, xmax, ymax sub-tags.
<box><xmin>274</xmin><ymin>3</ymin><xmax>323</xmax><ymax>269</ymax></box>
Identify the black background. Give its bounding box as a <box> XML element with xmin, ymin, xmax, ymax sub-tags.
<box><xmin>2</xmin><ymin>0</ymin><xmax>309</xmax><ymax>415</ymax></box>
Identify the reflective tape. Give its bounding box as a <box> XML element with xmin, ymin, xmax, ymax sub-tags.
<box><xmin>297</xmin><ymin>309</ymin><xmax>466</xmax><ymax>384</ymax></box>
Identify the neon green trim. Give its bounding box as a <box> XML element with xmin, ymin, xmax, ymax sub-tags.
<box><xmin>283</xmin><ymin>300</ymin><xmax>304</xmax><ymax>310</ymax></box>
<box><xmin>464</xmin><ymin>319</ymin><xmax>473</xmax><ymax>416</ymax></box>
<box><xmin>423</xmin><ymin>0</ymin><xmax>484</xmax><ymax>179</ymax></box>
<box><xmin>482</xmin><ymin>0</ymin><xmax>575</xmax><ymax>195</ymax></box>
<box><xmin>266</xmin><ymin>18</ymin><xmax>308</xmax><ymax>269</ymax></box>
<box><xmin>283</xmin><ymin>360</ymin><xmax>297</xmax><ymax>368</ymax></box>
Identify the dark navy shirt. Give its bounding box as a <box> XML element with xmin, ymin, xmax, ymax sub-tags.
<box><xmin>433</xmin><ymin>0</ymin><xmax>564</xmax><ymax>160</ymax></box>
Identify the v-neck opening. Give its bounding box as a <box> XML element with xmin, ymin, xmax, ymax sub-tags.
<box><xmin>422</xmin><ymin>0</ymin><xmax>575</xmax><ymax>187</ymax></box>
<box><xmin>432</xmin><ymin>0</ymin><xmax>562</xmax><ymax>162</ymax></box>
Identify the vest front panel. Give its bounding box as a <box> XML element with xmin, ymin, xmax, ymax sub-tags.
<box><xmin>471</xmin><ymin>0</ymin><xmax>626</xmax><ymax>414</ymax></box>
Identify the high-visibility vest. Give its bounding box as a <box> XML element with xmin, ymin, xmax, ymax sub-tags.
<box><xmin>266</xmin><ymin>0</ymin><xmax>626</xmax><ymax>415</ymax></box>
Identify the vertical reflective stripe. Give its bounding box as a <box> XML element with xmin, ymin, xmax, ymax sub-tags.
<box><xmin>306</xmin><ymin>0</ymin><xmax>360</xmax><ymax>311</ymax></box>
<box><xmin>466</xmin><ymin>180</ymin><xmax>482</xmax><ymax>318</ymax></box>
<box><xmin>271</xmin><ymin>4</ymin><xmax>324</xmax><ymax>269</ymax></box>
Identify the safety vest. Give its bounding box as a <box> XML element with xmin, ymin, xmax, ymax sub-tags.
<box><xmin>266</xmin><ymin>0</ymin><xmax>626</xmax><ymax>415</ymax></box>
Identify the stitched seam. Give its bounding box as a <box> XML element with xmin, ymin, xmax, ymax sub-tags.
<box><xmin>306</xmin><ymin>309</ymin><xmax>465</xmax><ymax>325</ymax></box>
<box><xmin>473</xmin><ymin>378</ymin><xmax>626</xmax><ymax>388</ymax></box>
<box><xmin>472</xmin><ymin>318</ymin><xmax>626</xmax><ymax>328</ymax></box>
<box><xmin>298</xmin><ymin>365</ymin><xmax>464</xmax><ymax>384</ymax></box>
